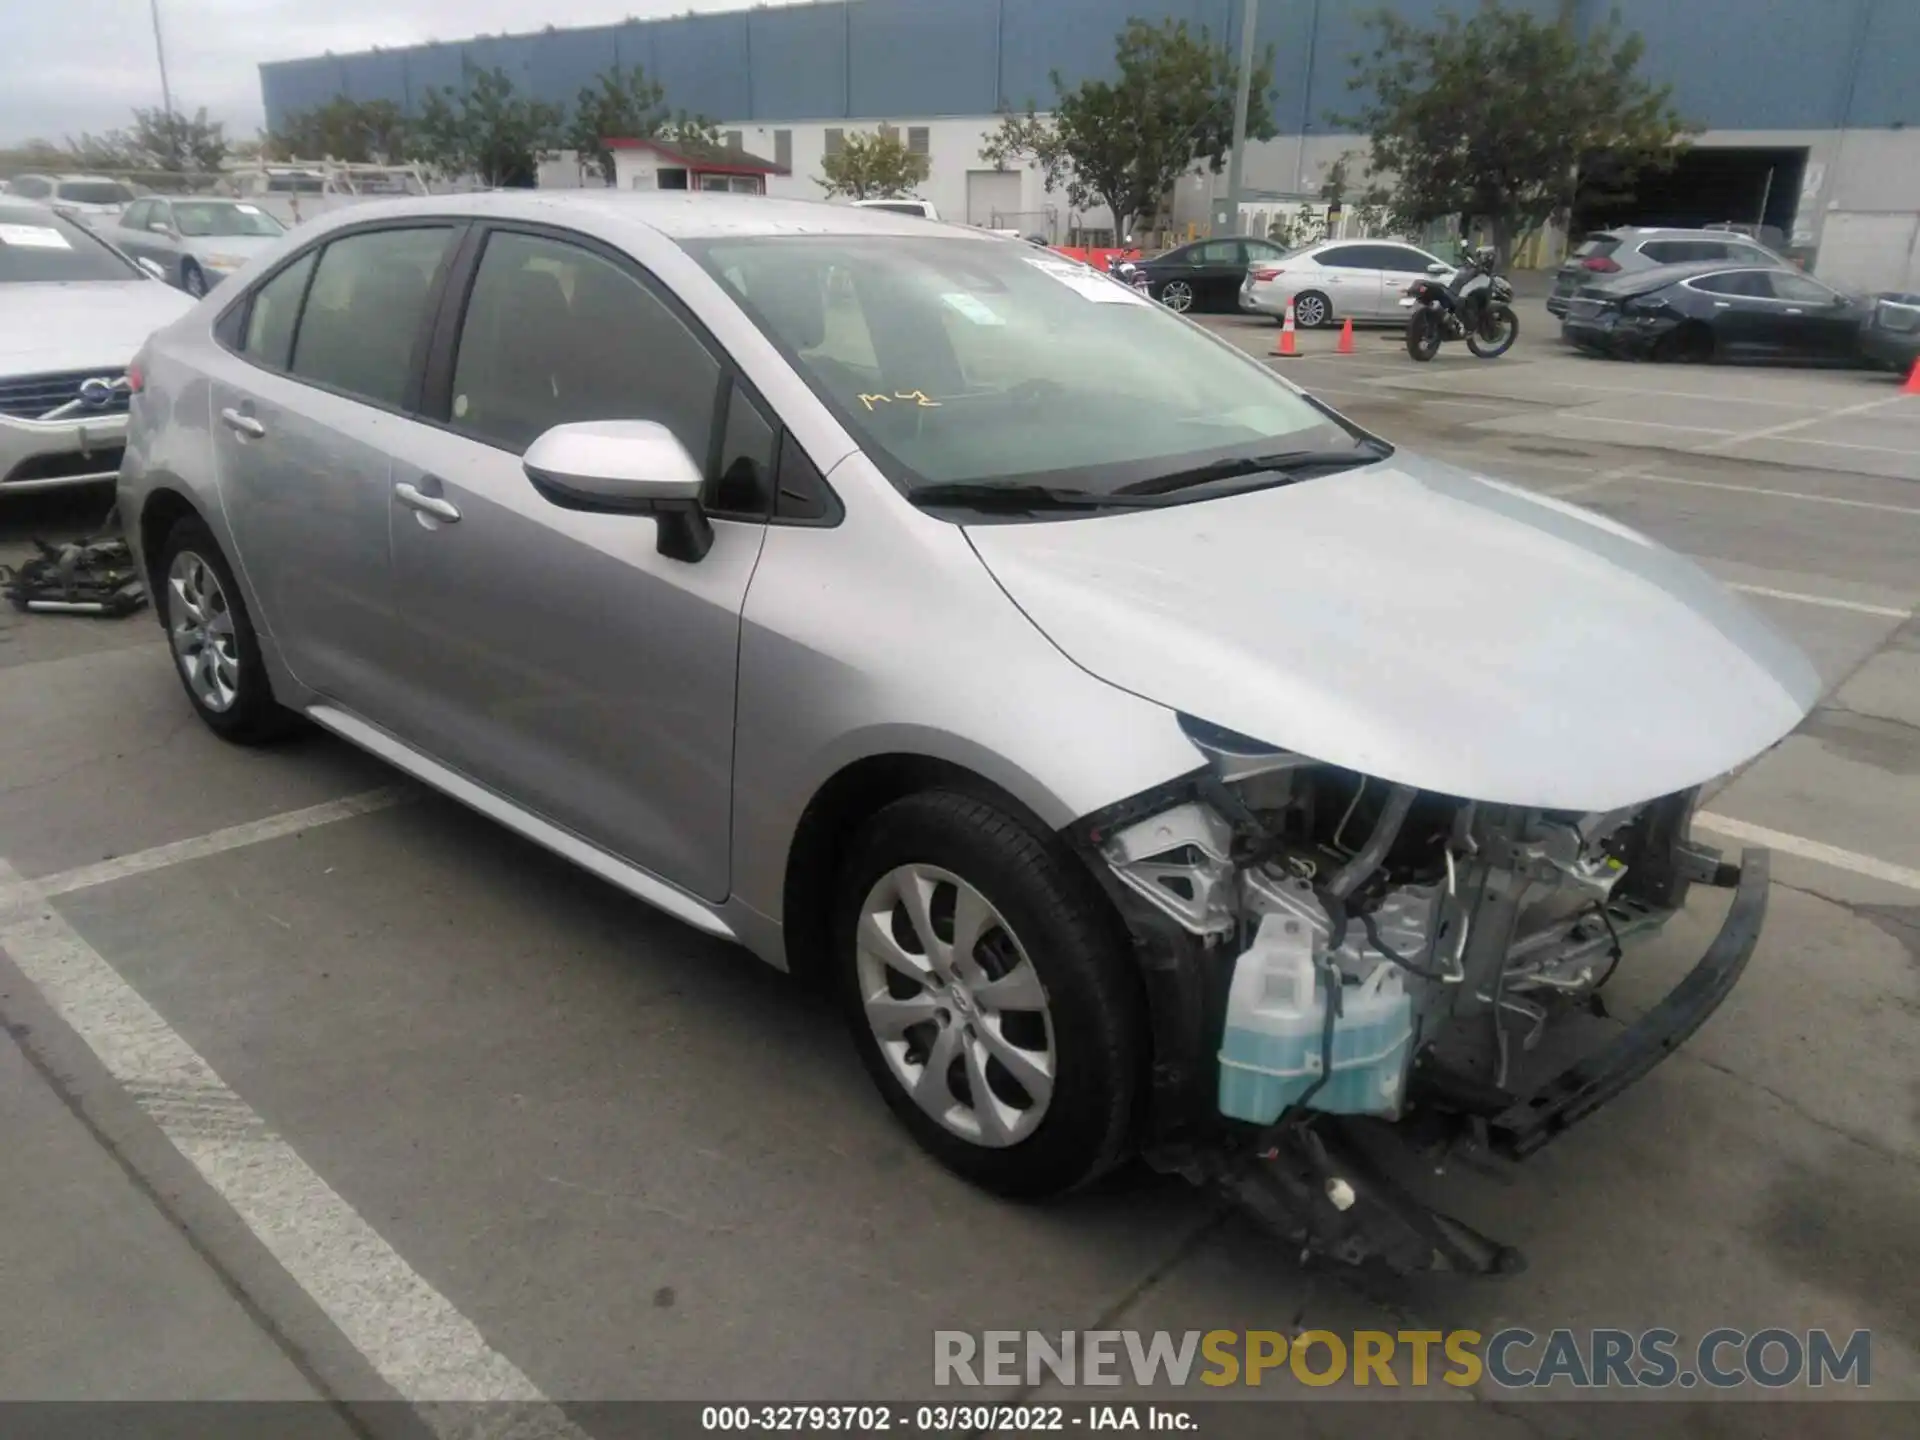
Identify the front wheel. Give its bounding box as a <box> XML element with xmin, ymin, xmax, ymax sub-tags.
<box><xmin>1466</xmin><ymin>302</ymin><xmax>1519</xmax><ymax>358</ymax></box>
<box><xmin>180</xmin><ymin>261</ymin><xmax>208</xmax><ymax>298</ymax></box>
<box><xmin>1406</xmin><ymin>308</ymin><xmax>1442</xmax><ymax>362</ymax></box>
<box><xmin>834</xmin><ymin>791</ymin><xmax>1142</xmax><ymax>1199</ymax></box>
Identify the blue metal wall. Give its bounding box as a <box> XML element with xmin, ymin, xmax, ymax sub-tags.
<box><xmin>259</xmin><ymin>0</ymin><xmax>1918</xmax><ymax>134</ymax></box>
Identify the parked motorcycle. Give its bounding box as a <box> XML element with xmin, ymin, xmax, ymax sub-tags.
<box><xmin>1402</xmin><ymin>247</ymin><xmax>1519</xmax><ymax>361</ymax></box>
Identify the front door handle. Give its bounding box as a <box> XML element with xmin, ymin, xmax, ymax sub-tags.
<box><xmin>395</xmin><ymin>481</ymin><xmax>460</xmax><ymax>523</ymax></box>
<box><xmin>219</xmin><ymin>407</ymin><xmax>265</xmax><ymax>439</ymax></box>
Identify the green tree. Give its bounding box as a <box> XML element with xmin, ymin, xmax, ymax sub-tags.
<box><xmin>566</xmin><ymin>63</ymin><xmax>721</xmax><ymax>184</ymax></box>
<box><xmin>63</xmin><ymin>108</ymin><xmax>227</xmax><ymax>176</ymax></box>
<box><xmin>980</xmin><ymin>18</ymin><xmax>1277</xmax><ymax>239</ymax></box>
<box><xmin>816</xmin><ymin>126</ymin><xmax>930</xmax><ymax>200</ymax></box>
<box><xmin>272</xmin><ymin>97</ymin><xmax>411</xmax><ymax>164</ymax></box>
<box><xmin>1340</xmin><ymin>0</ymin><xmax>1691</xmax><ymax>265</ymax></box>
<box><xmin>413</xmin><ymin>63</ymin><xmax>562</xmax><ymax>188</ymax></box>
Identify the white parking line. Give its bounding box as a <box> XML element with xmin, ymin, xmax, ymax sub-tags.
<box><xmin>1633</xmin><ymin>474</ymin><xmax>1920</xmax><ymax>517</ymax></box>
<box><xmin>0</xmin><ymin>859</ymin><xmax>584</xmax><ymax>1430</ymax></box>
<box><xmin>1724</xmin><ymin>583</ymin><xmax>1911</xmax><ymax>618</ymax></box>
<box><xmin>1695</xmin><ymin>815</ymin><xmax>1920</xmax><ymax>893</ymax></box>
<box><xmin>1694</xmin><ymin>393</ymin><xmax>1913</xmax><ymax>454</ymax></box>
<box><xmin>16</xmin><ymin>788</ymin><xmax>408</xmax><ymax>903</ymax></box>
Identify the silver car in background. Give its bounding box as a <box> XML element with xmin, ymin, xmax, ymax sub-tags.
<box><xmin>6</xmin><ymin>173</ymin><xmax>139</xmax><ymax>228</ymax></box>
<box><xmin>106</xmin><ymin>196</ymin><xmax>289</xmax><ymax>296</ymax></box>
<box><xmin>119</xmin><ymin>193</ymin><xmax>1816</xmax><ymax>1272</ymax></box>
<box><xmin>1</xmin><ymin>201</ymin><xmax>193</xmax><ymax>493</ymax></box>
<box><xmin>1241</xmin><ymin>237</ymin><xmax>1453</xmax><ymax>328</ymax></box>
<box><xmin>1549</xmin><ymin>226</ymin><xmax>1790</xmax><ymax>318</ymax></box>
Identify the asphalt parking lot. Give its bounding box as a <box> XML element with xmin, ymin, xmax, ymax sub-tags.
<box><xmin>1</xmin><ymin>302</ymin><xmax>1916</xmax><ymax>1431</ymax></box>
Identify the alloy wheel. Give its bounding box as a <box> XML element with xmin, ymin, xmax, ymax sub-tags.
<box><xmin>183</xmin><ymin>264</ymin><xmax>207</xmax><ymax>297</ymax></box>
<box><xmin>854</xmin><ymin>863</ymin><xmax>1056</xmax><ymax>1148</ymax></box>
<box><xmin>1159</xmin><ymin>280</ymin><xmax>1194</xmax><ymax>313</ymax></box>
<box><xmin>1293</xmin><ymin>292</ymin><xmax>1329</xmax><ymax>329</ymax></box>
<box><xmin>167</xmin><ymin>550</ymin><xmax>240</xmax><ymax>712</ymax></box>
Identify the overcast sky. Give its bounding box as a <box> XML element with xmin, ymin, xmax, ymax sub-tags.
<box><xmin>0</xmin><ymin>0</ymin><xmax>746</xmax><ymax>145</ymax></box>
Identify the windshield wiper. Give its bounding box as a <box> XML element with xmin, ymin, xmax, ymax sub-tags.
<box><xmin>1118</xmin><ymin>441</ymin><xmax>1391</xmax><ymax>498</ymax></box>
<box><xmin>908</xmin><ymin>482</ymin><xmax>1168</xmax><ymax>513</ymax></box>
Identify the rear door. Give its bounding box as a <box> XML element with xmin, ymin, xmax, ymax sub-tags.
<box><xmin>379</xmin><ymin>224</ymin><xmax>772</xmax><ymax>900</ymax></box>
<box><xmin>208</xmin><ymin>221</ymin><xmax>462</xmax><ymax>716</ymax></box>
<box><xmin>1311</xmin><ymin>244</ymin><xmax>1388</xmax><ymax>317</ymax></box>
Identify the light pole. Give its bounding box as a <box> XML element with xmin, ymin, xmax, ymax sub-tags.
<box><xmin>149</xmin><ymin>0</ymin><xmax>178</xmax><ymax>165</ymax></box>
<box><xmin>1216</xmin><ymin>0</ymin><xmax>1260</xmax><ymax>236</ymax></box>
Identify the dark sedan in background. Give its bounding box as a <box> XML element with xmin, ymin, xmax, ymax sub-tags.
<box><xmin>1561</xmin><ymin>261</ymin><xmax>1870</xmax><ymax>365</ymax></box>
<box><xmin>1123</xmin><ymin>235</ymin><xmax>1290</xmax><ymax>313</ymax></box>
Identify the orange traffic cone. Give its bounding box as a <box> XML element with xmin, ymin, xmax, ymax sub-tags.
<box><xmin>1903</xmin><ymin>358</ymin><xmax>1920</xmax><ymax>396</ymax></box>
<box><xmin>1272</xmin><ymin>301</ymin><xmax>1298</xmax><ymax>358</ymax></box>
<box><xmin>1336</xmin><ymin>317</ymin><xmax>1356</xmax><ymax>354</ymax></box>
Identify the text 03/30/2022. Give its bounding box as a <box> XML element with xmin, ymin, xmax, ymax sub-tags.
<box><xmin>932</xmin><ymin>1327</ymin><xmax>1874</xmax><ymax>1390</ymax></box>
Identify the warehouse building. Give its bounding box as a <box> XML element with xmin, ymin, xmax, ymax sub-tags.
<box><xmin>260</xmin><ymin>0</ymin><xmax>1920</xmax><ymax>290</ymax></box>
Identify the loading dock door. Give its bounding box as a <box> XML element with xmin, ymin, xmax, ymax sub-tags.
<box><xmin>966</xmin><ymin>169</ymin><xmax>1021</xmax><ymax>228</ymax></box>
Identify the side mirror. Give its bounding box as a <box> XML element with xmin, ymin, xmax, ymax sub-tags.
<box><xmin>1427</xmin><ymin>262</ymin><xmax>1451</xmax><ymax>275</ymax></box>
<box><xmin>522</xmin><ymin>419</ymin><xmax>713</xmax><ymax>562</ymax></box>
<box><xmin>135</xmin><ymin>257</ymin><xmax>168</xmax><ymax>281</ymax></box>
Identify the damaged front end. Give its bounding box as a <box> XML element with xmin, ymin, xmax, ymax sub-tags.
<box><xmin>1074</xmin><ymin>714</ymin><xmax>1767</xmax><ymax>1276</ymax></box>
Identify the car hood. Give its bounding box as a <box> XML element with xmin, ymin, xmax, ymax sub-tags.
<box><xmin>965</xmin><ymin>454</ymin><xmax>1821</xmax><ymax>812</ymax></box>
<box><xmin>184</xmin><ymin>234</ymin><xmax>281</xmax><ymax>263</ymax></box>
<box><xmin>0</xmin><ymin>280</ymin><xmax>195</xmax><ymax>376</ymax></box>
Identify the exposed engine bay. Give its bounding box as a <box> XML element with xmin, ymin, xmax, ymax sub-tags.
<box><xmin>1077</xmin><ymin>714</ymin><xmax>1763</xmax><ymax>1275</ymax></box>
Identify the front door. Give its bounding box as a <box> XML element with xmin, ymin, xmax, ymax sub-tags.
<box><xmin>1763</xmin><ymin>270</ymin><xmax>1861</xmax><ymax>362</ymax></box>
<box><xmin>208</xmin><ymin>224</ymin><xmax>460</xmax><ymax>716</ymax></box>
<box><xmin>382</xmin><ymin>226</ymin><xmax>769</xmax><ymax>902</ymax></box>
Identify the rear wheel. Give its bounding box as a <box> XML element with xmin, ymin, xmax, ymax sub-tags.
<box><xmin>1406</xmin><ymin>308</ymin><xmax>1442</xmax><ymax>362</ymax></box>
<box><xmin>833</xmin><ymin>791</ymin><xmax>1142</xmax><ymax>1199</ymax></box>
<box><xmin>1157</xmin><ymin>279</ymin><xmax>1194</xmax><ymax>313</ymax></box>
<box><xmin>1466</xmin><ymin>302</ymin><xmax>1519</xmax><ymax>358</ymax></box>
<box><xmin>153</xmin><ymin>517</ymin><xmax>294</xmax><ymax>744</ymax></box>
<box><xmin>1292</xmin><ymin>290</ymin><xmax>1331</xmax><ymax>329</ymax></box>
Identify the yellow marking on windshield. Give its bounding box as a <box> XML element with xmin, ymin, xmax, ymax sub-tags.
<box><xmin>859</xmin><ymin>390</ymin><xmax>943</xmax><ymax>411</ymax></box>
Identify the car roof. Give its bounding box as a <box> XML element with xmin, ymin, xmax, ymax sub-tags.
<box><xmin>0</xmin><ymin>199</ymin><xmax>75</xmax><ymax>226</ymax></box>
<box><xmin>286</xmin><ymin>190</ymin><xmax>996</xmax><ymax>244</ymax></box>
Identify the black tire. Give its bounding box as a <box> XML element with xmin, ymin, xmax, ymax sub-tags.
<box><xmin>152</xmin><ymin>516</ymin><xmax>295</xmax><ymax>744</ymax></box>
<box><xmin>181</xmin><ymin>260</ymin><xmax>208</xmax><ymax>298</ymax></box>
<box><xmin>1466</xmin><ymin>302</ymin><xmax>1519</xmax><ymax>359</ymax></box>
<box><xmin>833</xmin><ymin>790</ymin><xmax>1143</xmax><ymax>1199</ymax></box>
<box><xmin>1406</xmin><ymin>308</ymin><xmax>1442</xmax><ymax>362</ymax></box>
<box><xmin>1292</xmin><ymin>290</ymin><xmax>1332</xmax><ymax>329</ymax></box>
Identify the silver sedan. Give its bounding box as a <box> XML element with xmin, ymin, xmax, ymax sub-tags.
<box><xmin>1241</xmin><ymin>237</ymin><xmax>1454</xmax><ymax>327</ymax></box>
<box><xmin>118</xmin><ymin>193</ymin><xmax>1814</xmax><ymax>1267</ymax></box>
<box><xmin>106</xmin><ymin>196</ymin><xmax>287</xmax><ymax>296</ymax></box>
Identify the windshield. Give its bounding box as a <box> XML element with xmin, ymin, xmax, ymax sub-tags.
<box><xmin>174</xmin><ymin>201</ymin><xmax>284</xmax><ymax>237</ymax></box>
<box><xmin>0</xmin><ymin>204</ymin><xmax>141</xmax><ymax>282</ymax></box>
<box><xmin>56</xmin><ymin>180</ymin><xmax>134</xmax><ymax>206</ymax></box>
<box><xmin>691</xmin><ymin>235</ymin><xmax>1366</xmax><ymax>496</ymax></box>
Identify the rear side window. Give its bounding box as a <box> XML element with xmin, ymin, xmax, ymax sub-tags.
<box><xmin>448</xmin><ymin>229</ymin><xmax>721</xmax><ymax>459</ymax></box>
<box><xmin>1641</xmin><ymin>239</ymin><xmax>1729</xmax><ymax>264</ymax></box>
<box><xmin>290</xmin><ymin>227</ymin><xmax>453</xmax><ymax>409</ymax></box>
<box><xmin>1315</xmin><ymin>245</ymin><xmax>1371</xmax><ymax>268</ymax></box>
<box><xmin>242</xmin><ymin>251</ymin><xmax>317</xmax><ymax>370</ymax></box>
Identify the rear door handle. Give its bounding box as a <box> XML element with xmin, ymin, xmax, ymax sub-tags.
<box><xmin>219</xmin><ymin>407</ymin><xmax>264</xmax><ymax>439</ymax></box>
<box><xmin>394</xmin><ymin>481</ymin><xmax>460</xmax><ymax>523</ymax></box>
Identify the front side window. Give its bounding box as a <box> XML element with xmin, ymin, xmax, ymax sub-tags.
<box><xmin>1766</xmin><ymin>271</ymin><xmax>1835</xmax><ymax>304</ymax></box>
<box><xmin>448</xmin><ymin>229</ymin><xmax>721</xmax><ymax>459</ymax></box>
<box><xmin>694</xmin><ymin>235</ymin><xmax>1365</xmax><ymax>498</ymax></box>
<box><xmin>1689</xmin><ymin>270</ymin><xmax>1772</xmax><ymax>298</ymax></box>
<box><xmin>290</xmin><ymin>227</ymin><xmax>453</xmax><ymax>408</ymax></box>
<box><xmin>174</xmin><ymin>202</ymin><xmax>284</xmax><ymax>238</ymax></box>
<box><xmin>1377</xmin><ymin>246</ymin><xmax>1440</xmax><ymax>273</ymax></box>
<box><xmin>121</xmin><ymin>200</ymin><xmax>153</xmax><ymax>230</ymax></box>
<box><xmin>0</xmin><ymin>204</ymin><xmax>142</xmax><ymax>283</ymax></box>
<box><xmin>242</xmin><ymin>251</ymin><xmax>318</xmax><ymax>370</ymax></box>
